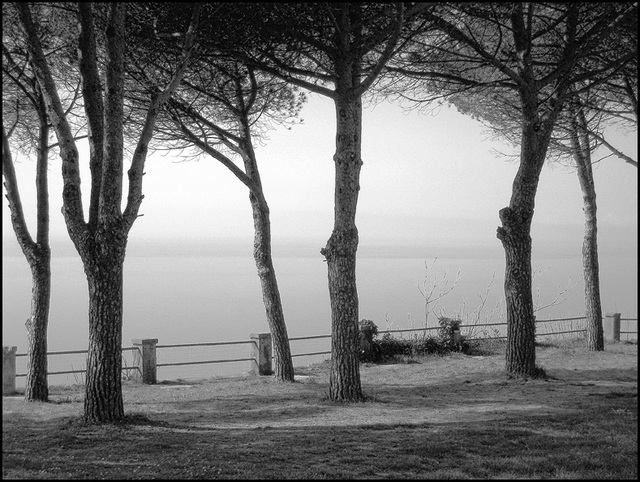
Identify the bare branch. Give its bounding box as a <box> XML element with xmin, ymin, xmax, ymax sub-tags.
<box><xmin>417</xmin><ymin>257</ymin><xmax>460</xmax><ymax>328</ymax></box>
<box><xmin>2</xmin><ymin>124</ymin><xmax>36</xmax><ymax>257</ymax></box>
<box><xmin>123</xmin><ymin>3</ymin><xmax>202</xmax><ymax>230</ymax></box>
<box><xmin>16</xmin><ymin>3</ymin><xmax>86</xmax><ymax>233</ymax></box>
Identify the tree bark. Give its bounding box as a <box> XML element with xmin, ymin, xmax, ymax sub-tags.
<box><xmin>24</xmin><ymin>247</ymin><xmax>51</xmax><ymax>402</ymax></box>
<box><xmin>81</xmin><ymin>239</ymin><xmax>127</xmax><ymax>423</ymax></box>
<box><xmin>169</xmin><ymin>89</ymin><xmax>297</xmax><ymax>382</ymax></box>
<box><xmin>234</xmin><ymin>103</ymin><xmax>296</xmax><ymax>382</ymax></box>
<box><xmin>2</xmin><ymin>112</ymin><xmax>51</xmax><ymax>402</ymax></box>
<box><xmin>497</xmin><ymin>205</ymin><xmax>537</xmax><ymax>376</ymax></box>
<box><xmin>28</xmin><ymin>107</ymin><xmax>51</xmax><ymax>402</ymax></box>
<box><xmin>321</xmin><ymin>93</ymin><xmax>364</xmax><ymax>402</ymax></box>
<box><xmin>249</xmin><ymin>192</ymin><xmax>295</xmax><ymax>382</ymax></box>
<box><xmin>571</xmin><ymin>102</ymin><xmax>604</xmax><ymax>351</ymax></box>
<box><xmin>579</xmin><ymin>179</ymin><xmax>604</xmax><ymax>351</ymax></box>
<box><xmin>18</xmin><ymin>2</ymin><xmax>200</xmax><ymax>422</ymax></box>
<box><xmin>496</xmin><ymin>96</ymin><xmax>549</xmax><ymax>378</ymax></box>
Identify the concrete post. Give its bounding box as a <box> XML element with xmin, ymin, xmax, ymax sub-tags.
<box><xmin>604</xmin><ymin>313</ymin><xmax>621</xmax><ymax>342</ymax></box>
<box><xmin>3</xmin><ymin>346</ymin><xmax>18</xmax><ymax>395</ymax></box>
<box><xmin>453</xmin><ymin>329</ymin><xmax>461</xmax><ymax>349</ymax></box>
<box><xmin>132</xmin><ymin>339</ymin><xmax>158</xmax><ymax>384</ymax></box>
<box><xmin>250</xmin><ymin>333</ymin><xmax>272</xmax><ymax>376</ymax></box>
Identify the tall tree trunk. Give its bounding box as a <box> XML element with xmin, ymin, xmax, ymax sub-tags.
<box><xmin>493</xmin><ymin>2</ymin><xmax>577</xmax><ymax>378</ymax></box>
<box><xmin>571</xmin><ymin>103</ymin><xmax>604</xmax><ymax>351</ymax></box>
<box><xmin>321</xmin><ymin>94</ymin><xmax>364</xmax><ymax>402</ymax></box>
<box><xmin>249</xmin><ymin>193</ymin><xmax>295</xmax><ymax>382</ymax></box>
<box><xmin>81</xmin><ymin>241</ymin><xmax>126</xmax><ymax>424</ymax></box>
<box><xmin>497</xmin><ymin>105</ymin><xmax>548</xmax><ymax>378</ymax></box>
<box><xmin>17</xmin><ymin>2</ymin><xmax>201</xmax><ymax>423</ymax></box>
<box><xmin>238</xmin><ymin>113</ymin><xmax>296</xmax><ymax>382</ymax></box>
<box><xmin>497</xmin><ymin>205</ymin><xmax>537</xmax><ymax>376</ymax></box>
<box><xmin>3</xmin><ymin>113</ymin><xmax>51</xmax><ymax>402</ymax></box>
<box><xmin>580</xmin><ymin>185</ymin><xmax>603</xmax><ymax>350</ymax></box>
<box><xmin>25</xmin><ymin>111</ymin><xmax>51</xmax><ymax>402</ymax></box>
<box><xmin>24</xmin><ymin>250</ymin><xmax>51</xmax><ymax>401</ymax></box>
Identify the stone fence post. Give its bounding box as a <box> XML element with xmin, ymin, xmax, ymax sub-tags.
<box><xmin>3</xmin><ymin>346</ymin><xmax>17</xmax><ymax>395</ymax></box>
<box><xmin>604</xmin><ymin>313</ymin><xmax>621</xmax><ymax>342</ymax></box>
<box><xmin>250</xmin><ymin>333</ymin><xmax>272</xmax><ymax>376</ymax></box>
<box><xmin>132</xmin><ymin>339</ymin><xmax>158</xmax><ymax>384</ymax></box>
<box><xmin>453</xmin><ymin>328</ymin><xmax>461</xmax><ymax>346</ymax></box>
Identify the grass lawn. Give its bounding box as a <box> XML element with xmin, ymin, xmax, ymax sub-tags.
<box><xmin>2</xmin><ymin>338</ymin><xmax>637</xmax><ymax>479</ymax></box>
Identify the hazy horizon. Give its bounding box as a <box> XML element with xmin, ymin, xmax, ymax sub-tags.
<box><xmin>4</xmin><ymin>228</ymin><xmax>636</xmax><ymax>387</ymax></box>
<box><xmin>3</xmin><ymin>215</ymin><xmax>637</xmax><ymax>260</ymax></box>
<box><xmin>3</xmin><ymin>96</ymin><xmax>636</xmax><ymax>368</ymax></box>
<box><xmin>3</xmin><ymin>96</ymin><xmax>637</xmax><ymax>258</ymax></box>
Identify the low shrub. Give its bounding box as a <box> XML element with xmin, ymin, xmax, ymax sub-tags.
<box><xmin>437</xmin><ymin>316</ymin><xmax>470</xmax><ymax>353</ymax></box>
<box><xmin>359</xmin><ymin>318</ymin><xmax>470</xmax><ymax>364</ymax></box>
<box><xmin>359</xmin><ymin>319</ymin><xmax>382</xmax><ymax>363</ymax></box>
<box><xmin>377</xmin><ymin>332</ymin><xmax>413</xmax><ymax>359</ymax></box>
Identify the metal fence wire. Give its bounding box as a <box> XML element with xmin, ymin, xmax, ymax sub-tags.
<box><xmin>11</xmin><ymin>315</ymin><xmax>637</xmax><ymax>386</ymax></box>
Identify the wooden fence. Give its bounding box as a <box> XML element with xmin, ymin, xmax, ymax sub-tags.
<box><xmin>3</xmin><ymin>312</ymin><xmax>637</xmax><ymax>394</ymax></box>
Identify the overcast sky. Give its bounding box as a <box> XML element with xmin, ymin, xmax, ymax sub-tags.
<box><xmin>2</xmin><ymin>94</ymin><xmax>638</xmax><ymax>259</ymax></box>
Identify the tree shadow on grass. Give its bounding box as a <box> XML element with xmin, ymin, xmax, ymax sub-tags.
<box><xmin>118</xmin><ymin>363</ymin><xmax>636</xmax><ymax>431</ymax></box>
<box><xmin>3</xmin><ymin>393</ymin><xmax>637</xmax><ymax>480</ymax></box>
<box><xmin>6</xmin><ymin>362</ymin><xmax>635</xmax><ymax>432</ymax></box>
<box><xmin>3</xmin><ymin>349</ymin><xmax>637</xmax><ymax>479</ymax></box>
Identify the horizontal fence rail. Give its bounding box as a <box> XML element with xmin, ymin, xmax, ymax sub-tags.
<box><xmin>619</xmin><ymin>317</ymin><xmax>637</xmax><ymax>335</ymax></box>
<box><xmin>155</xmin><ymin>340</ymin><xmax>254</xmax><ymax>369</ymax></box>
<box><xmin>3</xmin><ymin>313</ymin><xmax>636</xmax><ymax>393</ymax></box>
<box><xmin>13</xmin><ymin>346</ymin><xmax>139</xmax><ymax>378</ymax></box>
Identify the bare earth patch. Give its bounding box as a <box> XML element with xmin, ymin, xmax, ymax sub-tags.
<box><xmin>2</xmin><ymin>339</ymin><xmax>637</xmax><ymax>479</ymax></box>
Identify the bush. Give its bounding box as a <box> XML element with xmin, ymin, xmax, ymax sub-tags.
<box><xmin>377</xmin><ymin>332</ymin><xmax>413</xmax><ymax>359</ymax></box>
<box><xmin>410</xmin><ymin>335</ymin><xmax>446</xmax><ymax>356</ymax></box>
<box><xmin>359</xmin><ymin>317</ymin><xmax>471</xmax><ymax>364</ymax></box>
<box><xmin>437</xmin><ymin>316</ymin><xmax>469</xmax><ymax>352</ymax></box>
<box><xmin>359</xmin><ymin>319</ymin><xmax>378</xmax><ymax>339</ymax></box>
<box><xmin>359</xmin><ymin>319</ymin><xmax>382</xmax><ymax>363</ymax></box>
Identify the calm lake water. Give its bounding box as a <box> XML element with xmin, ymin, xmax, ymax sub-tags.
<box><xmin>3</xmin><ymin>246</ymin><xmax>637</xmax><ymax>387</ymax></box>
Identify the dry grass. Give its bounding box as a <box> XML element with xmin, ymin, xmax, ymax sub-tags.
<box><xmin>2</xmin><ymin>339</ymin><xmax>637</xmax><ymax>479</ymax></box>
